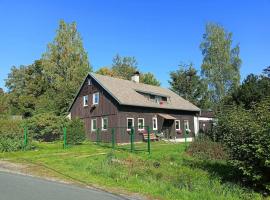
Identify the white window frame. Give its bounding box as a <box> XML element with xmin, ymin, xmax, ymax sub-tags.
<box><xmin>83</xmin><ymin>95</ymin><xmax>88</xmax><ymax>107</ymax></box>
<box><xmin>102</xmin><ymin>117</ymin><xmax>108</xmax><ymax>131</ymax></box>
<box><xmin>137</xmin><ymin>118</ymin><xmax>144</xmax><ymax>131</ymax></box>
<box><xmin>88</xmin><ymin>78</ymin><xmax>92</xmax><ymax>86</ymax></box>
<box><xmin>93</xmin><ymin>92</ymin><xmax>99</xmax><ymax>105</ymax></box>
<box><xmin>91</xmin><ymin>118</ymin><xmax>97</xmax><ymax>131</ymax></box>
<box><xmin>127</xmin><ymin>118</ymin><xmax>134</xmax><ymax>131</ymax></box>
<box><xmin>152</xmin><ymin>117</ymin><xmax>158</xmax><ymax>130</ymax></box>
<box><xmin>184</xmin><ymin>120</ymin><xmax>190</xmax><ymax>130</ymax></box>
<box><xmin>175</xmin><ymin>120</ymin><xmax>181</xmax><ymax>131</ymax></box>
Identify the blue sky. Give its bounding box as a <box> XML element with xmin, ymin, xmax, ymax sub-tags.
<box><xmin>0</xmin><ymin>0</ymin><xmax>269</xmax><ymax>90</ymax></box>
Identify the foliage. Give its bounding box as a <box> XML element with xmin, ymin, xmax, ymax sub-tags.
<box><xmin>96</xmin><ymin>54</ymin><xmax>161</xmax><ymax>86</ymax></box>
<box><xmin>66</xmin><ymin>118</ymin><xmax>86</xmax><ymax>145</ymax></box>
<box><xmin>140</xmin><ymin>72</ymin><xmax>160</xmax><ymax>86</ymax></box>
<box><xmin>169</xmin><ymin>63</ymin><xmax>211</xmax><ymax>108</ymax></box>
<box><xmin>214</xmin><ymin>97</ymin><xmax>270</xmax><ymax>189</ymax></box>
<box><xmin>186</xmin><ymin>135</ymin><xmax>229</xmax><ymax>160</ymax></box>
<box><xmin>42</xmin><ymin>20</ymin><xmax>91</xmax><ymax>115</ymax></box>
<box><xmin>0</xmin><ymin>89</ymin><xmax>9</xmax><ymax>115</ymax></box>
<box><xmin>5</xmin><ymin>60</ymin><xmax>47</xmax><ymax>117</ymax></box>
<box><xmin>111</xmin><ymin>54</ymin><xmax>138</xmax><ymax>80</ymax></box>
<box><xmin>26</xmin><ymin>113</ymin><xmax>66</xmax><ymax>142</ymax></box>
<box><xmin>0</xmin><ymin>119</ymin><xmax>31</xmax><ymax>152</ymax></box>
<box><xmin>263</xmin><ymin>66</ymin><xmax>270</xmax><ymax>77</ymax></box>
<box><xmin>200</xmin><ymin>23</ymin><xmax>241</xmax><ymax>105</ymax></box>
<box><xmin>0</xmin><ymin>142</ymin><xmax>262</xmax><ymax>199</ymax></box>
<box><xmin>95</xmin><ymin>67</ymin><xmax>116</xmax><ymax>77</ymax></box>
<box><xmin>224</xmin><ymin>74</ymin><xmax>270</xmax><ymax>109</ymax></box>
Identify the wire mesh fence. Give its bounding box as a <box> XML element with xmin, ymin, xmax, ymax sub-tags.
<box><xmin>90</xmin><ymin>126</ymin><xmax>153</xmax><ymax>153</ymax></box>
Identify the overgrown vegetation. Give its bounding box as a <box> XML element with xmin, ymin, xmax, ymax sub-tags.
<box><xmin>0</xmin><ymin>142</ymin><xmax>263</xmax><ymax>200</ymax></box>
<box><xmin>186</xmin><ymin>135</ymin><xmax>229</xmax><ymax>160</ymax></box>
<box><xmin>214</xmin><ymin>97</ymin><xmax>270</xmax><ymax>190</ymax></box>
<box><xmin>25</xmin><ymin>113</ymin><xmax>65</xmax><ymax>142</ymax></box>
<box><xmin>0</xmin><ymin>119</ymin><xmax>32</xmax><ymax>152</ymax></box>
<box><xmin>66</xmin><ymin>118</ymin><xmax>86</xmax><ymax>145</ymax></box>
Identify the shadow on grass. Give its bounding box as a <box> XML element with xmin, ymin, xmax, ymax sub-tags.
<box><xmin>182</xmin><ymin>157</ymin><xmax>269</xmax><ymax>195</ymax></box>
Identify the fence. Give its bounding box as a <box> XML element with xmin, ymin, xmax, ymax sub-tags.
<box><xmin>90</xmin><ymin>126</ymin><xmax>153</xmax><ymax>154</ymax></box>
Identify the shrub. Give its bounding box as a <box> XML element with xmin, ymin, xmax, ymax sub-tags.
<box><xmin>186</xmin><ymin>135</ymin><xmax>229</xmax><ymax>160</ymax></box>
<box><xmin>66</xmin><ymin>118</ymin><xmax>86</xmax><ymax>145</ymax></box>
<box><xmin>0</xmin><ymin>119</ymin><xmax>32</xmax><ymax>152</ymax></box>
<box><xmin>215</xmin><ymin>97</ymin><xmax>270</xmax><ymax>189</ymax></box>
<box><xmin>26</xmin><ymin>113</ymin><xmax>66</xmax><ymax>142</ymax></box>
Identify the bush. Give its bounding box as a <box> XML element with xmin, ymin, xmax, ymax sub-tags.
<box><xmin>66</xmin><ymin>118</ymin><xmax>86</xmax><ymax>145</ymax></box>
<box><xmin>0</xmin><ymin>119</ymin><xmax>32</xmax><ymax>152</ymax></box>
<box><xmin>215</xmin><ymin>97</ymin><xmax>270</xmax><ymax>189</ymax></box>
<box><xmin>26</xmin><ymin>113</ymin><xmax>66</xmax><ymax>142</ymax></box>
<box><xmin>186</xmin><ymin>135</ymin><xmax>228</xmax><ymax>160</ymax></box>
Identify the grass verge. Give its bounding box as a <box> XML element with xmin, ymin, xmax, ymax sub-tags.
<box><xmin>0</xmin><ymin>141</ymin><xmax>265</xmax><ymax>200</ymax></box>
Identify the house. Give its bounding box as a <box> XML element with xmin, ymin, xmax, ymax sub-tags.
<box><xmin>68</xmin><ymin>72</ymin><xmax>201</xmax><ymax>143</ymax></box>
<box><xmin>198</xmin><ymin>110</ymin><xmax>215</xmax><ymax>133</ymax></box>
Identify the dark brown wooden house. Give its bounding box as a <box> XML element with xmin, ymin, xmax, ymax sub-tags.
<box><xmin>68</xmin><ymin>72</ymin><xmax>201</xmax><ymax>143</ymax></box>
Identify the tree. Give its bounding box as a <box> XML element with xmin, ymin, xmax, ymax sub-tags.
<box><xmin>95</xmin><ymin>67</ymin><xmax>116</xmax><ymax>77</ymax></box>
<box><xmin>42</xmin><ymin>20</ymin><xmax>91</xmax><ymax>115</ymax></box>
<box><xmin>0</xmin><ymin>88</ymin><xmax>9</xmax><ymax>115</ymax></box>
<box><xmin>200</xmin><ymin>23</ymin><xmax>241</xmax><ymax>105</ymax></box>
<box><xmin>263</xmin><ymin>66</ymin><xmax>270</xmax><ymax>77</ymax></box>
<box><xmin>224</xmin><ymin>74</ymin><xmax>270</xmax><ymax>109</ymax></box>
<box><xmin>140</xmin><ymin>72</ymin><xmax>160</xmax><ymax>86</ymax></box>
<box><xmin>96</xmin><ymin>54</ymin><xmax>161</xmax><ymax>86</ymax></box>
<box><xmin>111</xmin><ymin>54</ymin><xmax>137</xmax><ymax>80</ymax></box>
<box><xmin>169</xmin><ymin>63</ymin><xmax>211</xmax><ymax>108</ymax></box>
<box><xmin>5</xmin><ymin>60</ymin><xmax>48</xmax><ymax>117</ymax></box>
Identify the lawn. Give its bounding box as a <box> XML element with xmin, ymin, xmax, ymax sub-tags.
<box><xmin>0</xmin><ymin>141</ymin><xmax>264</xmax><ymax>200</ymax></box>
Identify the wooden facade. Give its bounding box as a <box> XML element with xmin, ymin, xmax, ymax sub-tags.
<box><xmin>70</xmin><ymin>75</ymin><xmax>200</xmax><ymax>143</ymax></box>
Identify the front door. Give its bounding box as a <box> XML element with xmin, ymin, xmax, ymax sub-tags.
<box><xmin>161</xmin><ymin>119</ymin><xmax>174</xmax><ymax>139</ymax></box>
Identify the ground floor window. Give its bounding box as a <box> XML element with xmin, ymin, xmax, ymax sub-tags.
<box><xmin>138</xmin><ymin>118</ymin><xmax>144</xmax><ymax>130</ymax></box>
<box><xmin>184</xmin><ymin>120</ymin><xmax>189</xmax><ymax>131</ymax></box>
<box><xmin>127</xmin><ymin>118</ymin><xmax>134</xmax><ymax>131</ymax></box>
<box><xmin>102</xmin><ymin>117</ymin><xmax>108</xmax><ymax>131</ymax></box>
<box><xmin>152</xmin><ymin>117</ymin><xmax>158</xmax><ymax>130</ymax></box>
<box><xmin>175</xmin><ymin>120</ymin><xmax>180</xmax><ymax>131</ymax></box>
<box><xmin>91</xmin><ymin>118</ymin><xmax>97</xmax><ymax>131</ymax></box>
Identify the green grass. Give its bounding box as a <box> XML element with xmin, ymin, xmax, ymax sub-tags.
<box><xmin>0</xmin><ymin>141</ymin><xmax>265</xmax><ymax>200</ymax></box>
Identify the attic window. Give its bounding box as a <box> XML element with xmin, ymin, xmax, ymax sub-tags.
<box><xmin>88</xmin><ymin>79</ymin><xmax>92</xmax><ymax>85</ymax></box>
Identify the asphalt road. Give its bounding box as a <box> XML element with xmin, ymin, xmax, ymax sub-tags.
<box><xmin>0</xmin><ymin>172</ymin><xmax>127</xmax><ymax>200</ymax></box>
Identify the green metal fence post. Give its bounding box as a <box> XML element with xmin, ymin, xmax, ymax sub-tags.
<box><xmin>24</xmin><ymin>126</ymin><xmax>28</xmax><ymax>149</ymax></box>
<box><xmin>112</xmin><ymin>128</ymin><xmax>115</xmax><ymax>149</ymax></box>
<box><xmin>63</xmin><ymin>127</ymin><xmax>67</xmax><ymax>149</ymax></box>
<box><xmin>147</xmin><ymin>126</ymin><xmax>151</xmax><ymax>154</ymax></box>
<box><xmin>130</xmin><ymin>127</ymin><xmax>134</xmax><ymax>152</ymax></box>
<box><xmin>184</xmin><ymin>128</ymin><xmax>187</xmax><ymax>149</ymax></box>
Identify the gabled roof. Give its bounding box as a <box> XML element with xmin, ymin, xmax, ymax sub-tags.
<box><xmin>68</xmin><ymin>73</ymin><xmax>200</xmax><ymax>112</ymax></box>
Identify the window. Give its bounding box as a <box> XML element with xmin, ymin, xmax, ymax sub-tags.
<box><xmin>88</xmin><ymin>78</ymin><xmax>92</xmax><ymax>85</ymax></box>
<box><xmin>91</xmin><ymin>119</ymin><xmax>97</xmax><ymax>131</ymax></box>
<box><xmin>152</xmin><ymin>117</ymin><xmax>158</xmax><ymax>130</ymax></box>
<box><xmin>150</xmin><ymin>95</ymin><xmax>155</xmax><ymax>100</ymax></box>
<box><xmin>127</xmin><ymin>118</ymin><xmax>134</xmax><ymax>131</ymax></box>
<box><xmin>155</xmin><ymin>96</ymin><xmax>161</xmax><ymax>103</ymax></box>
<box><xmin>184</xmin><ymin>120</ymin><xmax>189</xmax><ymax>130</ymax></box>
<box><xmin>175</xmin><ymin>120</ymin><xmax>180</xmax><ymax>131</ymax></box>
<box><xmin>83</xmin><ymin>95</ymin><xmax>88</xmax><ymax>106</ymax></box>
<box><xmin>93</xmin><ymin>92</ymin><xmax>99</xmax><ymax>105</ymax></box>
<box><xmin>161</xmin><ymin>96</ymin><xmax>167</xmax><ymax>101</ymax></box>
<box><xmin>138</xmin><ymin>118</ymin><xmax>144</xmax><ymax>130</ymax></box>
<box><xmin>102</xmin><ymin>117</ymin><xmax>108</xmax><ymax>131</ymax></box>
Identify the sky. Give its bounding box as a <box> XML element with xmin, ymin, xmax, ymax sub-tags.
<box><xmin>0</xmin><ymin>0</ymin><xmax>269</xmax><ymax>90</ymax></box>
